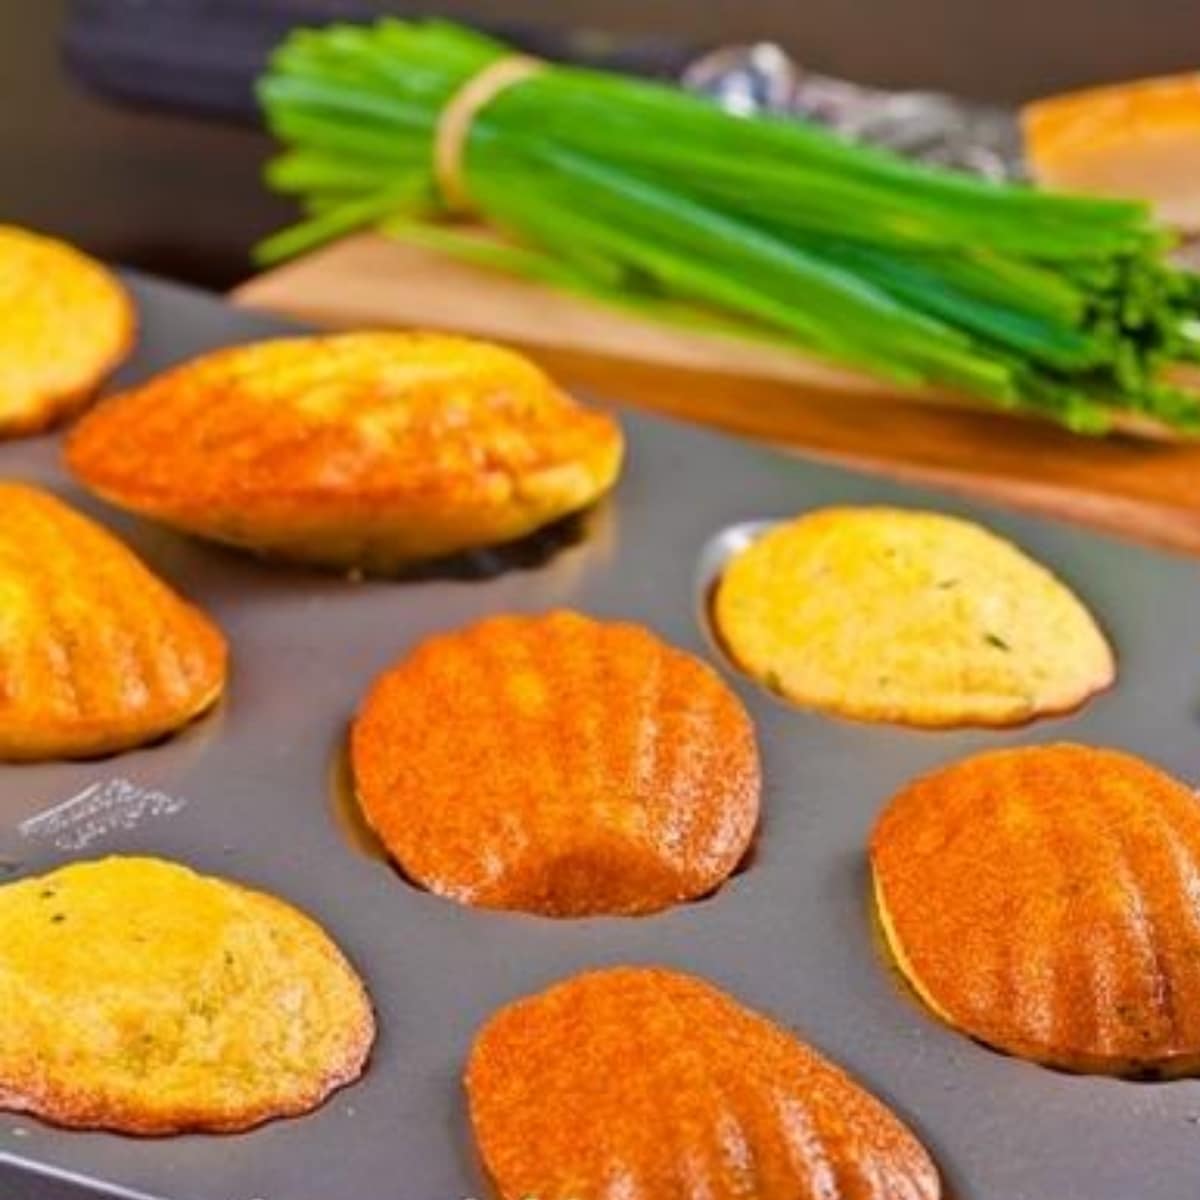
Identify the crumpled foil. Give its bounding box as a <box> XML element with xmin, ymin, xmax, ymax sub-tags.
<box><xmin>683</xmin><ymin>43</ymin><xmax>1026</xmax><ymax>181</ymax></box>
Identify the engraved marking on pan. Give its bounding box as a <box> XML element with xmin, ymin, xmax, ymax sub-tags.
<box><xmin>18</xmin><ymin>779</ymin><xmax>188</xmax><ymax>851</ymax></box>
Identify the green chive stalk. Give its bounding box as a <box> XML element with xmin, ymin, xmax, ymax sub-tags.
<box><xmin>257</xmin><ymin>19</ymin><xmax>1200</xmax><ymax>433</ymax></box>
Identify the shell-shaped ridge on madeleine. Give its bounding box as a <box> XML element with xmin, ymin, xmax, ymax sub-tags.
<box><xmin>0</xmin><ymin>225</ymin><xmax>135</xmax><ymax>436</ymax></box>
<box><xmin>351</xmin><ymin>610</ymin><xmax>760</xmax><ymax>916</ymax></box>
<box><xmin>714</xmin><ymin>506</ymin><xmax>1114</xmax><ymax>727</ymax></box>
<box><xmin>65</xmin><ymin>332</ymin><xmax>624</xmax><ymax>572</ymax></box>
<box><xmin>0</xmin><ymin>856</ymin><xmax>374</xmax><ymax>1134</ymax></box>
<box><xmin>0</xmin><ymin>482</ymin><xmax>226</xmax><ymax>760</ymax></box>
<box><xmin>467</xmin><ymin>966</ymin><xmax>941</xmax><ymax>1200</ymax></box>
<box><xmin>872</xmin><ymin>743</ymin><xmax>1200</xmax><ymax>1076</ymax></box>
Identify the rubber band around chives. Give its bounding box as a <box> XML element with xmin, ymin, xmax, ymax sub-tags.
<box><xmin>433</xmin><ymin>55</ymin><xmax>545</xmax><ymax>214</ymax></box>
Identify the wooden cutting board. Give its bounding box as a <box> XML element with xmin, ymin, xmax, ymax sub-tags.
<box><xmin>234</xmin><ymin>233</ymin><xmax>1200</xmax><ymax>555</ymax></box>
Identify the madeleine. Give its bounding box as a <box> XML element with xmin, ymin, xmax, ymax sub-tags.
<box><xmin>714</xmin><ymin>506</ymin><xmax>1114</xmax><ymax>727</ymax></box>
<box><xmin>0</xmin><ymin>482</ymin><xmax>226</xmax><ymax>760</ymax></box>
<box><xmin>872</xmin><ymin>744</ymin><xmax>1200</xmax><ymax>1076</ymax></box>
<box><xmin>66</xmin><ymin>332</ymin><xmax>623</xmax><ymax>572</ymax></box>
<box><xmin>467</xmin><ymin>966</ymin><xmax>940</xmax><ymax>1199</ymax></box>
<box><xmin>0</xmin><ymin>857</ymin><xmax>374</xmax><ymax>1134</ymax></box>
<box><xmin>0</xmin><ymin>225</ymin><xmax>134</xmax><ymax>436</ymax></box>
<box><xmin>351</xmin><ymin>611</ymin><xmax>759</xmax><ymax>916</ymax></box>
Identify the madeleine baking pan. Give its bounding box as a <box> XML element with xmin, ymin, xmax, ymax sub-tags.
<box><xmin>2</xmin><ymin>274</ymin><xmax>1199</xmax><ymax>1200</ymax></box>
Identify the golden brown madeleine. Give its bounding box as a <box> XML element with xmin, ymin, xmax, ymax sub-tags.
<box><xmin>0</xmin><ymin>482</ymin><xmax>226</xmax><ymax>760</ymax></box>
<box><xmin>467</xmin><ymin>966</ymin><xmax>941</xmax><ymax>1200</ymax></box>
<box><xmin>65</xmin><ymin>332</ymin><xmax>623</xmax><ymax>571</ymax></box>
<box><xmin>351</xmin><ymin>611</ymin><xmax>760</xmax><ymax>917</ymax></box>
<box><xmin>872</xmin><ymin>744</ymin><xmax>1200</xmax><ymax>1076</ymax></box>
<box><xmin>0</xmin><ymin>857</ymin><xmax>374</xmax><ymax>1134</ymax></box>
<box><xmin>0</xmin><ymin>226</ymin><xmax>134</xmax><ymax>436</ymax></box>
<box><xmin>714</xmin><ymin>507</ymin><xmax>1114</xmax><ymax>727</ymax></box>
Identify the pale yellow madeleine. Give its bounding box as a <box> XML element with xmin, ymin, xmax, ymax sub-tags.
<box><xmin>714</xmin><ymin>507</ymin><xmax>1114</xmax><ymax>727</ymax></box>
<box><xmin>0</xmin><ymin>857</ymin><xmax>374</xmax><ymax>1133</ymax></box>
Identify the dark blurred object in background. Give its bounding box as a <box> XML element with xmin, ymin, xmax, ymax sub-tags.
<box><xmin>62</xmin><ymin>0</ymin><xmax>1200</xmax><ymax>111</ymax></box>
<box><xmin>64</xmin><ymin>0</ymin><xmax>697</xmax><ymax>122</ymax></box>
<box><xmin>4</xmin><ymin>0</ymin><xmax>290</xmax><ymax>288</ymax></box>
<box><xmin>67</xmin><ymin>2</ymin><xmax>1025</xmax><ymax>182</ymax></box>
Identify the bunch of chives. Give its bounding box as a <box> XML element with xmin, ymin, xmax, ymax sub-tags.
<box><xmin>257</xmin><ymin>20</ymin><xmax>1200</xmax><ymax>434</ymax></box>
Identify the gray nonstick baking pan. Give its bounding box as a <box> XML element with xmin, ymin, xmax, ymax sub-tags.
<box><xmin>2</xmin><ymin>274</ymin><xmax>1200</xmax><ymax>1200</ymax></box>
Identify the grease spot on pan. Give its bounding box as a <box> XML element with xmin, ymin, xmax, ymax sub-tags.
<box><xmin>327</xmin><ymin>741</ymin><xmax>388</xmax><ymax>865</ymax></box>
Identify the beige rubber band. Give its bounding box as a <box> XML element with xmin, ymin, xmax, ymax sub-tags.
<box><xmin>434</xmin><ymin>55</ymin><xmax>544</xmax><ymax>214</ymax></box>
